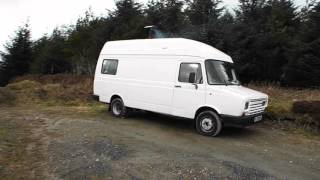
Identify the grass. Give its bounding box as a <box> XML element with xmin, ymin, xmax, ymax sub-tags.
<box><xmin>249</xmin><ymin>83</ymin><xmax>320</xmax><ymax>133</ymax></box>
<box><xmin>248</xmin><ymin>83</ymin><xmax>320</xmax><ymax>115</ymax></box>
<box><xmin>0</xmin><ymin>116</ymin><xmax>31</xmax><ymax>179</ymax></box>
<box><xmin>0</xmin><ymin>75</ymin><xmax>93</xmax><ymax>106</ymax></box>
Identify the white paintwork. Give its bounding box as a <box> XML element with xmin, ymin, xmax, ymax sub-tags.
<box><xmin>100</xmin><ymin>38</ymin><xmax>233</xmax><ymax>63</ymax></box>
<box><xmin>94</xmin><ymin>38</ymin><xmax>268</xmax><ymax>119</ymax></box>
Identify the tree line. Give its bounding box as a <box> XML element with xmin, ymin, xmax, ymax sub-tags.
<box><xmin>0</xmin><ymin>0</ymin><xmax>319</xmax><ymax>87</ymax></box>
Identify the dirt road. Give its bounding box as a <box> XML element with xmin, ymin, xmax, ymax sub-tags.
<box><xmin>0</xmin><ymin>106</ymin><xmax>319</xmax><ymax>180</ymax></box>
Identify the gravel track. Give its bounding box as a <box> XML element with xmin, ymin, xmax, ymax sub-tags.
<box><xmin>0</xmin><ymin>107</ymin><xmax>319</xmax><ymax>180</ymax></box>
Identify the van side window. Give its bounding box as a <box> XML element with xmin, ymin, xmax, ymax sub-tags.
<box><xmin>178</xmin><ymin>63</ymin><xmax>203</xmax><ymax>84</ymax></box>
<box><xmin>101</xmin><ymin>59</ymin><xmax>118</xmax><ymax>75</ymax></box>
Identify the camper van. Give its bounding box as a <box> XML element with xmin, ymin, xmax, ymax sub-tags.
<box><xmin>93</xmin><ymin>38</ymin><xmax>268</xmax><ymax>136</ymax></box>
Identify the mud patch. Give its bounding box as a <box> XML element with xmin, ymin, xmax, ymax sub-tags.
<box><xmin>110</xmin><ymin>159</ymin><xmax>276</xmax><ymax>180</ymax></box>
<box><xmin>48</xmin><ymin>137</ymin><xmax>127</xmax><ymax>179</ymax></box>
<box><xmin>166</xmin><ymin>160</ymin><xmax>275</xmax><ymax>180</ymax></box>
<box><xmin>91</xmin><ymin>138</ymin><xmax>127</xmax><ymax>160</ymax></box>
<box><xmin>222</xmin><ymin>160</ymin><xmax>275</xmax><ymax>180</ymax></box>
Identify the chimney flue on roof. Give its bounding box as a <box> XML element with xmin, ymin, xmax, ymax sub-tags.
<box><xmin>144</xmin><ymin>25</ymin><xmax>167</xmax><ymax>39</ymax></box>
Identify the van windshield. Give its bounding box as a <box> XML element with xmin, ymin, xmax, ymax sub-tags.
<box><xmin>205</xmin><ymin>60</ymin><xmax>240</xmax><ymax>85</ymax></box>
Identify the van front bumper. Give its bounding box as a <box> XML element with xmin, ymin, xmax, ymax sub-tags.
<box><xmin>220</xmin><ymin>113</ymin><xmax>265</xmax><ymax>127</ymax></box>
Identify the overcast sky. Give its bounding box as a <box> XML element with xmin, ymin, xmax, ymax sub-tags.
<box><xmin>0</xmin><ymin>0</ymin><xmax>307</xmax><ymax>53</ymax></box>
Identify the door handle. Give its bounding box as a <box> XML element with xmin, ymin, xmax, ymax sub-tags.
<box><xmin>174</xmin><ymin>85</ymin><xmax>181</xmax><ymax>88</ymax></box>
<box><xmin>192</xmin><ymin>83</ymin><xmax>198</xmax><ymax>90</ymax></box>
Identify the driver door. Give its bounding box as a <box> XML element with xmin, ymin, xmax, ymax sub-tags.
<box><xmin>171</xmin><ymin>61</ymin><xmax>206</xmax><ymax>119</ymax></box>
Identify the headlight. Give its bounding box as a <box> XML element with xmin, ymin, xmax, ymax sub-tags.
<box><xmin>245</xmin><ymin>101</ymin><xmax>249</xmax><ymax>110</ymax></box>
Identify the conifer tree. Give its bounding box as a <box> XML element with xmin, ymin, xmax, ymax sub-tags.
<box><xmin>0</xmin><ymin>23</ymin><xmax>33</xmax><ymax>86</ymax></box>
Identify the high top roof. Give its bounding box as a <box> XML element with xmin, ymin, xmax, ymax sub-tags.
<box><xmin>101</xmin><ymin>38</ymin><xmax>233</xmax><ymax>63</ymax></box>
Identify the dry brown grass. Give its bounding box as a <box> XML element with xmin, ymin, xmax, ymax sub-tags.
<box><xmin>248</xmin><ymin>83</ymin><xmax>320</xmax><ymax>132</ymax></box>
<box><xmin>248</xmin><ymin>82</ymin><xmax>320</xmax><ymax>101</ymax></box>
<box><xmin>0</xmin><ymin>74</ymin><xmax>94</xmax><ymax>106</ymax></box>
<box><xmin>248</xmin><ymin>83</ymin><xmax>320</xmax><ymax>114</ymax></box>
<box><xmin>12</xmin><ymin>74</ymin><xmax>93</xmax><ymax>87</ymax></box>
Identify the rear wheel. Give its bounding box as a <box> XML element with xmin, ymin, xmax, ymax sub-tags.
<box><xmin>110</xmin><ymin>98</ymin><xmax>129</xmax><ymax>118</ymax></box>
<box><xmin>196</xmin><ymin>110</ymin><xmax>222</xmax><ymax>137</ymax></box>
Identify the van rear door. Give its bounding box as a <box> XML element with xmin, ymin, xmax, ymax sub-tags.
<box><xmin>172</xmin><ymin>61</ymin><xmax>206</xmax><ymax>119</ymax></box>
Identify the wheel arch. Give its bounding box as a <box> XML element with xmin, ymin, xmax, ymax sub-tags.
<box><xmin>194</xmin><ymin>106</ymin><xmax>220</xmax><ymax>119</ymax></box>
<box><xmin>110</xmin><ymin>94</ymin><xmax>122</xmax><ymax>103</ymax></box>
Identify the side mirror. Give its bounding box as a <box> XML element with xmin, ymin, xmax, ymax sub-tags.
<box><xmin>188</xmin><ymin>72</ymin><xmax>196</xmax><ymax>83</ymax></box>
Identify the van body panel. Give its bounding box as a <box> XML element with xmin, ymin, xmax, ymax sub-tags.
<box><xmin>205</xmin><ymin>86</ymin><xmax>268</xmax><ymax>117</ymax></box>
<box><xmin>205</xmin><ymin>86</ymin><xmax>247</xmax><ymax>117</ymax></box>
<box><xmin>95</xmin><ymin>55</ymin><xmax>177</xmax><ymax>114</ymax></box>
<box><xmin>116</xmin><ymin>56</ymin><xmax>175</xmax><ymax>114</ymax></box>
<box><xmin>100</xmin><ymin>38</ymin><xmax>233</xmax><ymax>63</ymax></box>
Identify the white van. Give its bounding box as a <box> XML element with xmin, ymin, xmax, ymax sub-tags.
<box><xmin>93</xmin><ymin>38</ymin><xmax>268</xmax><ymax>136</ymax></box>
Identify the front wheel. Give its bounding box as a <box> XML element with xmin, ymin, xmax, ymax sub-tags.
<box><xmin>196</xmin><ymin>111</ymin><xmax>222</xmax><ymax>137</ymax></box>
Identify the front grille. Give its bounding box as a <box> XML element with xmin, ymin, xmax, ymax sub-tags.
<box><xmin>246</xmin><ymin>98</ymin><xmax>267</xmax><ymax>115</ymax></box>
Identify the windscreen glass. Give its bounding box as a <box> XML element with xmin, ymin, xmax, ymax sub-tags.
<box><xmin>205</xmin><ymin>60</ymin><xmax>240</xmax><ymax>85</ymax></box>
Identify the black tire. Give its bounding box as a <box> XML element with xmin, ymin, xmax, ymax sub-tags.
<box><xmin>110</xmin><ymin>98</ymin><xmax>129</xmax><ymax>118</ymax></box>
<box><xmin>195</xmin><ymin>110</ymin><xmax>222</xmax><ymax>137</ymax></box>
